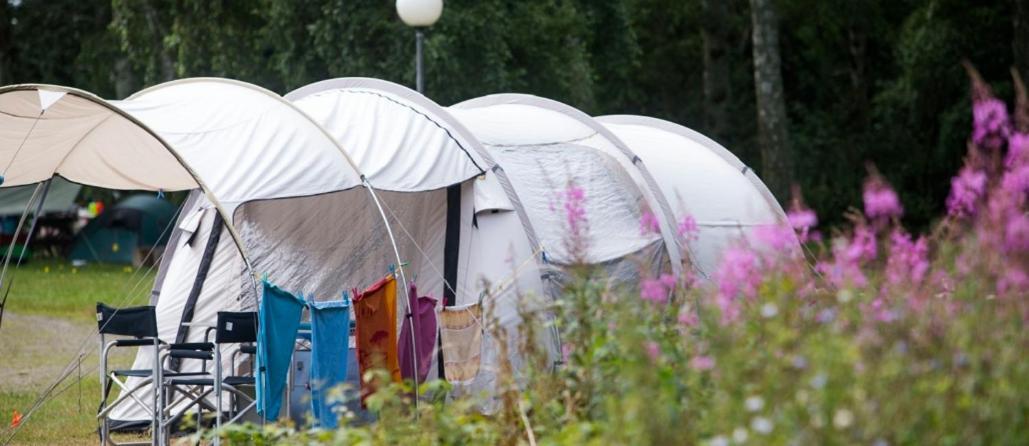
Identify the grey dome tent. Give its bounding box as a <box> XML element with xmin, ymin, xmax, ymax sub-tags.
<box><xmin>69</xmin><ymin>194</ymin><xmax>178</xmax><ymax>265</ymax></box>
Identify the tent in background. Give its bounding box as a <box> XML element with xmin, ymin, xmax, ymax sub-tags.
<box><xmin>597</xmin><ymin>115</ymin><xmax>792</xmax><ymax>277</ymax></box>
<box><xmin>68</xmin><ymin>194</ymin><xmax>177</xmax><ymax>265</ymax></box>
<box><xmin>0</xmin><ymin>176</ymin><xmax>80</xmax><ymax>218</ymax></box>
<box><xmin>449</xmin><ymin>94</ymin><xmax>686</xmax><ymax>287</ymax></box>
<box><xmin>0</xmin><ymin>177</ymin><xmax>81</xmax><ymax>258</ymax></box>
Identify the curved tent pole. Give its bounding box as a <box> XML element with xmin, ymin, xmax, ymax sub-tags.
<box><xmin>0</xmin><ymin>182</ymin><xmax>44</xmax><ymax>328</ymax></box>
<box><xmin>360</xmin><ymin>177</ymin><xmax>420</xmax><ymax>408</ymax></box>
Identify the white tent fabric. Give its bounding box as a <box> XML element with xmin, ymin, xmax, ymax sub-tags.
<box><xmin>597</xmin><ymin>115</ymin><xmax>791</xmax><ymax>276</ymax></box>
<box><xmin>450</xmin><ymin>95</ymin><xmax>684</xmax><ymax>280</ymax></box>
<box><xmin>286</xmin><ymin>78</ymin><xmax>486</xmax><ymax>192</ymax></box>
<box><xmin>107</xmin><ymin>78</ymin><xmax>407</xmax><ymax>423</ymax></box>
<box><xmin>115</xmin><ymin>79</ymin><xmax>364</xmax><ymax>208</ymax></box>
<box><xmin>289</xmin><ymin>79</ymin><xmax>557</xmax><ymax>411</ymax></box>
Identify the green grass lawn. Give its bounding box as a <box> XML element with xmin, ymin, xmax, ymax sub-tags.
<box><xmin>0</xmin><ymin>260</ymin><xmax>152</xmax><ymax>445</ymax></box>
<box><xmin>3</xmin><ymin>260</ymin><xmax>154</xmax><ymax>322</ymax></box>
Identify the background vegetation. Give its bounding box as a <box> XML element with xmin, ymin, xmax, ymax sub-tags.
<box><xmin>1</xmin><ymin>0</ymin><xmax>1026</xmax><ymax>229</ymax></box>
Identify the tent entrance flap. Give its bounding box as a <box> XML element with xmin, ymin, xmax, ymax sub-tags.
<box><xmin>444</xmin><ymin>184</ymin><xmax>461</xmax><ymax>306</ymax></box>
<box><xmin>169</xmin><ymin>211</ymin><xmax>224</xmax><ymax>371</ymax></box>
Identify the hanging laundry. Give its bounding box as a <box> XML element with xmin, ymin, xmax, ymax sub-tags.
<box><xmin>353</xmin><ymin>274</ymin><xmax>402</xmax><ymax>405</ymax></box>
<box><xmin>308</xmin><ymin>297</ymin><xmax>351</xmax><ymax>429</ymax></box>
<box><xmin>438</xmin><ymin>303</ymin><xmax>483</xmax><ymax>383</ymax></box>
<box><xmin>398</xmin><ymin>283</ymin><xmax>438</xmax><ymax>383</ymax></box>
<box><xmin>256</xmin><ymin>281</ymin><xmax>305</xmax><ymax>421</ymax></box>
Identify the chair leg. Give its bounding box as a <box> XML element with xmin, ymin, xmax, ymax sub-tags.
<box><xmin>214</xmin><ymin>347</ymin><xmax>222</xmax><ymax>446</ymax></box>
<box><xmin>99</xmin><ymin>335</ymin><xmax>109</xmax><ymax>446</ymax></box>
<box><xmin>152</xmin><ymin>340</ymin><xmax>161</xmax><ymax>446</ymax></box>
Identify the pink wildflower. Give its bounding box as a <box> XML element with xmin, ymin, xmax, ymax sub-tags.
<box><xmin>640</xmin><ymin>278</ymin><xmax>668</xmax><ymax>303</ymax></box>
<box><xmin>1001</xmin><ymin>164</ymin><xmax>1029</xmax><ymax>205</ymax></box>
<box><xmin>884</xmin><ymin>229</ymin><xmax>930</xmax><ymax>287</ymax></box>
<box><xmin>645</xmin><ymin>341</ymin><xmax>661</xmax><ymax>362</ymax></box>
<box><xmin>997</xmin><ymin>267</ymin><xmax>1028</xmax><ymax>295</ymax></box>
<box><xmin>689</xmin><ymin>355</ymin><xmax>715</xmax><ymax>371</ymax></box>
<box><xmin>563</xmin><ymin>185</ymin><xmax>587</xmax><ymax>231</ymax></box>
<box><xmin>677</xmin><ymin>215</ymin><xmax>699</xmax><ymax>241</ymax></box>
<box><xmin>846</xmin><ymin>225</ymin><xmax>878</xmax><ymax>263</ymax></box>
<box><xmin>788</xmin><ymin>208</ymin><xmax>818</xmax><ymax>241</ymax></box>
<box><xmin>559</xmin><ymin>184</ymin><xmax>589</xmax><ymax>261</ymax></box>
<box><xmin>972</xmin><ymin>98</ymin><xmax>1011</xmax><ymax>151</ymax></box>
<box><xmin>1004</xmin><ymin>214</ymin><xmax>1029</xmax><ymax>253</ymax></box>
<box><xmin>1006</xmin><ymin>132</ymin><xmax>1029</xmax><ymax>168</ymax></box>
<box><xmin>787</xmin><ymin>189</ymin><xmax>819</xmax><ymax>242</ymax></box>
<box><xmin>678</xmin><ymin>307</ymin><xmax>699</xmax><ymax>326</ymax></box>
<box><xmin>640</xmin><ymin>209</ymin><xmax>661</xmax><ymax>234</ymax></box>
<box><xmin>946</xmin><ymin>166</ymin><xmax>988</xmax><ymax>218</ymax></box>
<box><xmin>714</xmin><ymin>247</ymin><xmax>761</xmax><ymax>323</ymax></box>
<box><xmin>863</xmin><ymin>177</ymin><xmax>904</xmax><ymax>222</ymax></box>
<box><xmin>754</xmin><ymin>224</ymin><xmax>798</xmax><ymax>253</ymax></box>
<box><xmin>818</xmin><ymin>227</ymin><xmax>875</xmax><ymax>288</ymax></box>
<box><xmin>640</xmin><ymin>273</ymin><xmax>678</xmax><ymax>304</ymax></box>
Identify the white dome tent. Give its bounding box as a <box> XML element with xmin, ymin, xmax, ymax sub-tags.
<box><xmin>449</xmin><ymin>94</ymin><xmax>687</xmax><ymax>288</ymax></box>
<box><xmin>597</xmin><ymin>115</ymin><xmax>792</xmax><ymax>276</ymax></box>
<box><xmin>0</xmin><ymin>79</ymin><xmax>417</xmax><ymax>428</ymax></box>
<box><xmin>286</xmin><ymin>78</ymin><xmax>560</xmax><ymax>409</ymax></box>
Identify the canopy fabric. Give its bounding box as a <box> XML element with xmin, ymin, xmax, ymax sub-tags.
<box><xmin>597</xmin><ymin>115</ymin><xmax>791</xmax><ymax>276</ymax></box>
<box><xmin>0</xmin><ymin>177</ymin><xmax>80</xmax><ymax>216</ymax></box>
<box><xmin>285</xmin><ymin>78</ymin><xmax>486</xmax><ymax>192</ymax></box>
<box><xmin>117</xmin><ymin>79</ymin><xmax>364</xmax><ymax>210</ymax></box>
<box><xmin>0</xmin><ymin>85</ymin><xmax>198</xmax><ymax>190</ymax></box>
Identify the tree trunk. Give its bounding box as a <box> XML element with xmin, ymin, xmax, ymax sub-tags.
<box><xmin>701</xmin><ymin>0</ymin><xmax>731</xmax><ymax>142</ymax></box>
<box><xmin>1016</xmin><ymin>0</ymin><xmax>1028</xmax><ymax>81</ymax></box>
<box><xmin>749</xmin><ymin>0</ymin><xmax>793</xmax><ymax>202</ymax></box>
<box><xmin>113</xmin><ymin>57</ymin><xmax>138</xmax><ymax>99</ymax></box>
<box><xmin>141</xmin><ymin>0</ymin><xmax>174</xmax><ymax>81</ymax></box>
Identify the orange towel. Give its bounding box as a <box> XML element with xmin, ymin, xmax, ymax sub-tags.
<box><xmin>354</xmin><ymin>274</ymin><xmax>402</xmax><ymax>404</ymax></box>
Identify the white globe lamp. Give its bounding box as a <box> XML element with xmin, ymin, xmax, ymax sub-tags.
<box><xmin>396</xmin><ymin>0</ymin><xmax>443</xmax><ymax>27</ymax></box>
<box><xmin>396</xmin><ymin>0</ymin><xmax>443</xmax><ymax>93</ymax></box>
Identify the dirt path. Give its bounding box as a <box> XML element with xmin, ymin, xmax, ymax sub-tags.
<box><xmin>0</xmin><ymin>312</ymin><xmax>133</xmax><ymax>392</ymax></box>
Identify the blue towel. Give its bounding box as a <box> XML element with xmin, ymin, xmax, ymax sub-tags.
<box><xmin>308</xmin><ymin>297</ymin><xmax>351</xmax><ymax>429</ymax></box>
<box><xmin>256</xmin><ymin>281</ymin><xmax>305</xmax><ymax>421</ymax></box>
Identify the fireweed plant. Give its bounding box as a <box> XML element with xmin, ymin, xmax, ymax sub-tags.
<box><xmin>217</xmin><ymin>68</ymin><xmax>1027</xmax><ymax>445</ymax></box>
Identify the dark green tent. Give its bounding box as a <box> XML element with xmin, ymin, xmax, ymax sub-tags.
<box><xmin>69</xmin><ymin>195</ymin><xmax>178</xmax><ymax>265</ymax></box>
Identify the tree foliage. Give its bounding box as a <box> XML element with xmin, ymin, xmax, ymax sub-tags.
<box><xmin>0</xmin><ymin>0</ymin><xmax>1023</xmax><ymax>228</ymax></box>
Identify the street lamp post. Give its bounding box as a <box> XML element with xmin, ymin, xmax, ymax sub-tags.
<box><xmin>396</xmin><ymin>0</ymin><xmax>443</xmax><ymax>94</ymax></box>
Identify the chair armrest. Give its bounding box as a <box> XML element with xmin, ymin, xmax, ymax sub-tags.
<box><xmin>168</xmin><ymin>349</ymin><xmax>214</xmax><ymax>361</ymax></box>
<box><xmin>239</xmin><ymin>345</ymin><xmax>257</xmax><ymax>355</ymax></box>
<box><xmin>168</xmin><ymin>342</ymin><xmax>214</xmax><ymax>351</ymax></box>
<box><xmin>114</xmin><ymin>338</ymin><xmax>160</xmax><ymax>347</ymax></box>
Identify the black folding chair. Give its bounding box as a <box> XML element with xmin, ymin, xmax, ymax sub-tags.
<box><xmin>96</xmin><ymin>303</ymin><xmax>162</xmax><ymax>446</ymax></box>
<box><xmin>156</xmin><ymin>311</ymin><xmax>258</xmax><ymax>445</ymax></box>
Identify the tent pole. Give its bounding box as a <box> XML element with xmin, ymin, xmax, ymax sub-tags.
<box><xmin>0</xmin><ymin>180</ymin><xmax>48</xmax><ymax>328</ymax></box>
<box><xmin>362</xmin><ymin>178</ymin><xmax>420</xmax><ymax>412</ymax></box>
